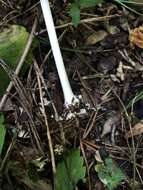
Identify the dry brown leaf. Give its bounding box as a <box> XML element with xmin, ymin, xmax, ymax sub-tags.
<box><xmin>129</xmin><ymin>26</ymin><xmax>143</xmax><ymax>48</ymax></box>
<box><xmin>101</xmin><ymin>113</ymin><xmax>120</xmax><ymax>137</ymax></box>
<box><xmin>95</xmin><ymin>150</ymin><xmax>103</xmax><ymax>163</ymax></box>
<box><xmin>126</xmin><ymin>122</ymin><xmax>143</xmax><ymax>138</ymax></box>
<box><xmin>86</xmin><ymin>30</ymin><xmax>108</xmax><ymax>45</ymax></box>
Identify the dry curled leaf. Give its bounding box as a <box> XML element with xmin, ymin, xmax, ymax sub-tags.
<box><xmin>86</xmin><ymin>30</ymin><xmax>108</xmax><ymax>45</ymax></box>
<box><xmin>95</xmin><ymin>150</ymin><xmax>103</xmax><ymax>163</ymax></box>
<box><xmin>126</xmin><ymin>122</ymin><xmax>143</xmax><ymax>138</ymax></box>
<box><xmin>101</xmin><ymin>112</ymin><xmax>120</xmax><ymax>138</ymax></box>
<box><xmin>129</xmin><ymin>26</ymin><xmax>143</xmax><ymax>48</ymax></box>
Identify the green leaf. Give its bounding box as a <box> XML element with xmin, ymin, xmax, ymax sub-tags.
<box><xmin>56</xmin><ymin>148</ymin><xmax>86</xmax><ymax>190</ymax></box>
<box><xmin>0</xmin><ymin>25</ymin><xmax>30</xmax><ymax>95</ymax></box>
<box><xmin>69</xmin><ymin>0</ymin><xmax>103</xmax><ymax>27</ymax></box>
<box><xmin>0</xmin><ymin>113</ymin><xmax>6</xmax><ymax>155</ymax></box>
<box><xmin>95</xmin><ymin>157</ymin><xmax>125</xmax><ymax>190</ymax></box>
<box><xmin>80</xmin><ymin>0</ymin><xmax>103</xmax><ymax>9</ymax></box>
<box><xmin>69</xmin><ymin>3</ymin><xmax>80</xmax><ymax>27</ymax></box>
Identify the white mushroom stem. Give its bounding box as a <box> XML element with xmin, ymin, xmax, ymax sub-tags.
<box><xmin>40</xmin><ymin>0</ymin><xmax>79</xmax><ymax>106</ymax></box>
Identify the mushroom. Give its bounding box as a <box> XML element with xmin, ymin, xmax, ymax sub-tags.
<box><xmin>40</xmin><ymin>0</ymin><xmax>79</xmax><ymax>107</ymax></box>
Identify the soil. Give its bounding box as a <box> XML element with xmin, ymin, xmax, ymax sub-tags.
<box><xmin>0</xmin><ymin>0</ymin><xmax>143</xmax><ymax>190</ymax></box>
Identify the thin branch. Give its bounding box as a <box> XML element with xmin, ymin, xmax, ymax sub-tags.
<box><xmin>34</xmin><ymin>60</ymin><xmax>56</xmax><ymax>187</ymax></box>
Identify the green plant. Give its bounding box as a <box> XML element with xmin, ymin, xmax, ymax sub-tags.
<box><xmin>69</xmin><ymin>0</ymin><xmax>103</xmax><ymax>27</ymax></box>
<box><xmin>0</xmin><ymin>25</ymin><xmax>32</xmax><ymax>95</ymax></box>
<box><xmin>95</xmin><ymin>157</ymin><xmax>125</xmax><ymax>190</ymax></box>
<box><xmin>69</xmin><ymin>0</ymin><xmax>143</xmax><ymax>27</ymax></box>
<box><xmin>0</xmin><ymin>113</ymin><xmax>6</xmax><ymax>155</ymax></box>
<box><xmin>126</xmin><ymin>90</ymin><xmax>143</xmax><ymax>110</ymax></box>
<box><xmin>56</xmin><ymin>148</ymin><xmax>86</xmax><ymax>190</ymax></box>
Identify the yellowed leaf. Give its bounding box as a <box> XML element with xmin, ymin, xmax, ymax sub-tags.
<box><xmin>95</xmin><ymin>150</ymin><xmax>103</xmax><ymax>163</ymax></box>
<box><xmin>129</xmin><ymin>26</ymin><xmax>143</xmax><ymax>48</ymax></box>
<box><xmin>126</xmin><ymin>122</ymin><xmax>143</xmax><ymax>138</ymax></box>
<box><xmin>86</xmin><ymin>30</ymin><xmax>108</xmax><ymax>45</ymax></box>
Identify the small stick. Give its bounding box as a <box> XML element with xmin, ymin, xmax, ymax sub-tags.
<box><xmin>37</xmin><ymin>14</ymin><xmax>120</xmax><ymax>34</ymax></box>
<box><xmin>34</xmin><ymin>61</ymin><xmax>56</xmax><ymax>186</ymax></box>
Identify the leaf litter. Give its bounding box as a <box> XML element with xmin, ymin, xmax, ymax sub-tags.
<box><xmin>1</xmin><ymin>0</ymin><xmax>143</xmax><ymax>190</ymax></box>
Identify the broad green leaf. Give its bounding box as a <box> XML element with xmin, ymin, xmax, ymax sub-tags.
<box><xmin>95</xmin><ymin>157</ymin><xmax>125</xmax><ymax>190</ymax></box>
<box><xmin>56</xmin><ymin>148</ymin><xmax>86</xmax><ymax>190</ymax></box>
<box><xmin>0</xmin><ymin>113</ymin><xmax>6</xmax><ymax>155</ymax></box>
<box><xmin>80</xmin><ymin>0</ymin><xmax>103</xmax><ymax>9</ymax></box>
<box><xmin>0</xmin><ymin>25</ymin><xmax>29</xmax><ymax>95</ymax></box>
<box><xmin>69</xmin><ymin>3</ymin><xmax>80</xmax><ymax>27</ymax></box>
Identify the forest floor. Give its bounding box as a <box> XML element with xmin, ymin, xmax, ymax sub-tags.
<box><xmin>0</xmin><ymin>0</ymin><xmax>143</xmax><ymax>190</ymax></box>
